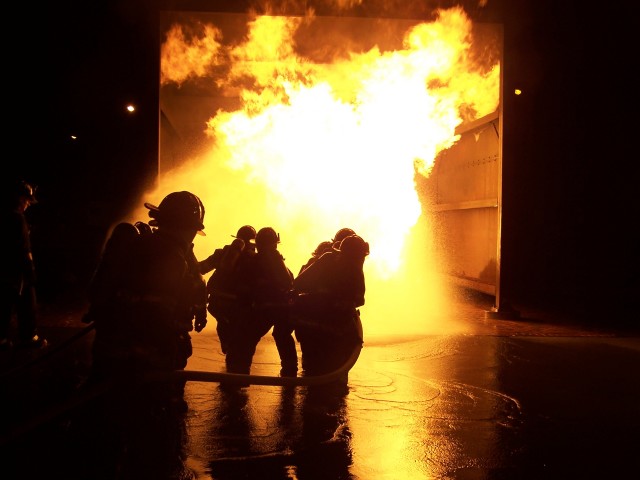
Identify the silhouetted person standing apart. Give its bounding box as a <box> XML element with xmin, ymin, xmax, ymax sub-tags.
<box><xmin>0</xmin><ymin>180</ymin><xmax>46</xmax><ymax>349</ymax></box>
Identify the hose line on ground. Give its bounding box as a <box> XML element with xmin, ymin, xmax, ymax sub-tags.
<box><xmin>145</xmin><ymin>339</ymin><xmax>363</xmax><ymax>387</ymax></box>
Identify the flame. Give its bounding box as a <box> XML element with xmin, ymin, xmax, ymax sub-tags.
<box><xmin>160</xmin><ymin>23</ymin><xmax>225</xmax><ymax>85</ymax></box>
<box><xmin>142</xmin><ymin>6</ymin><xmax>500</xmax><ymax>336</ymax></box>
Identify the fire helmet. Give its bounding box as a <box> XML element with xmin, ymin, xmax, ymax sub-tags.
<box><xmin>134</xmin><ymin>221</ymin><xmax>153</xmax><ymax>235</ymax></box>
<box><xmin>144</xmin><ymin>191</ymin><xmax>205</xmax><ymax>235</ymax></box>
<box><xmin>255</xmin><ymin>227</ymin><xmax>280</xmax><ymax>248</ymax></box>
<box><xmin>313</xmin><ymin>240</ymin><xmax>334</xmax><ymax>257</ymax></box>
<box><xmin>332</xmin><ymin>227</ymin><xmax>356</xmax><ymax>244</ymax></box>
<box><xmin>109</xmin><ymin>222</ymin><xmax>139</xmax><ymax>245</ymax></box>
<box><xmin>335</xmin><ymin>234</ymin><xmax>369</xmax><ymax>258</ymax></box>
<box><xmin>233</xmin><ymin>225</ymin><xmax>257</xmax><ymax>244</ymax></box>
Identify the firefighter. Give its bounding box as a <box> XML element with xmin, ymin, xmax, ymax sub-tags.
<box><xmin>292</xmin><ymin>234</ymin><xmax>369</xmax><ymax>387</ymax></box>
<box><xmin>298</xmin><ymin>240</ymin><xmax>334</xmax><ymax>275</ymax></box>
<box><xmin>199</xmin><ymin>224</ymin><xmax>256</xmax><ymax>275</ymax></box>
<box><xmin>205</xmin><ymin>225</ymin><xmax>257</xmax><ymax>357</ymax></box>
<box><xmin>86</xmin><ymin>191</ymin><xmax>209</xmax><ymax>406</ymax></box>
<box><xmin>298</xmin><ymin>228</ymin><xmax>356</xmax><ymax>275</ymax></box>
<box><xmin>227</xmin><ymin>227</ymin><xmax>295</xmax><ymax>376</ymax></box>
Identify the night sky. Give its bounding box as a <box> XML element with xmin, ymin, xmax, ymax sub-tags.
<box><xmin>6</xmin><ymin>1</ymin><xmax>638</xmax><ymax>323</ymax></box>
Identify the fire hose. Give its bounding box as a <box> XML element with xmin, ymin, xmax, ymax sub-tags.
<box><xmin>1</xmin><ymin>311</ymin><xmax>364</xmax><ymax>443</ymax></box>
<box><xmin>148</xmin><ymin>305</ymin><xmax>365</xmax><ymax>386</ymax></box>
<box><xmin>2</xmin><ymin>300</ymin><xmax>364</xmax><ymax>385</ymax></box>
<box><xmin>1</xmin><ymin>336</ymin><xmax>363</xmax><ymax>445</ymax></box>
<box><xmin>146</xmin><ymin>335</ymin><xmax>363</xmax><ymax>386</ymax></box>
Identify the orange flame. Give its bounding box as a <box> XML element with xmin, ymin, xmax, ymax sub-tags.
<box><xmin>143</xmin><ymin>6</ymin><xmax>500</xmax><ymax>335</ymax></box>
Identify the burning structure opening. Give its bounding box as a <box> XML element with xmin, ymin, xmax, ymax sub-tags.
<box><xmin>134</xmin><ymin>5</ymin><xmax>502</xmax><ymax>336</ymax></box>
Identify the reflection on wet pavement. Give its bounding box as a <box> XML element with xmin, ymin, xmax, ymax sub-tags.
<box><xmin>180</xmin><ymin>326</ymin><xmax>640</xmax><ymax>479</ymax></box>
<box><xmin>184</xmin><ymin>334</ymin><xmax>356</xmax><ymax>479</ymax></box>
<box><xmin>182</xmin><ymin>334</ymin><xmax>516</xmax><ymax>479</ymax></box>
<box><xmin>1</xmin><ymin>295</ymin><xmax>639</xmax><ymax>479</ymax></box>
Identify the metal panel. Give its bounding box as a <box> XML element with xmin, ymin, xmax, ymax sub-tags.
<box><xmin>421</xmin><ymin>111</ymin><xmax>501</xmax><ymax>296</ymax></box>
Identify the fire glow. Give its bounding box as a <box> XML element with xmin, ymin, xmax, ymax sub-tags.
<box><xmin>142</xmin><ymin>6</ymin><xmax>500</xmax><ymax>335</ymax></box>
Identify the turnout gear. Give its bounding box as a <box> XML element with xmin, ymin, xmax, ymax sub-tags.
<box><xmin>292</xmin><ymin>234</ymin><xmax>369</xmax><ymax>384</ymax></box>
<box><xmin>87</xmin><ymin>192</ymin><xmax>208</xmax><ymax>396</ymax></box>
<box><xmin>222</xmin><ymin>228</ymin><xmax>295</xmax><ymax>376</ymax></box>
<box><xmin>205</xmin><ymin>228</ymin><xmax>257</xmax><ymax>358</ymax></box>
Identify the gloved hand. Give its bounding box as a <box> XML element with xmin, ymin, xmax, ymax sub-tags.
<box><xmin>194</xmin><ymin>307</ymin><xmax>207</xmax><ymax>333</ymax></box>
<box><xmin>230</xmin><ymin>238</ymin><xmax>245</xmax><ymax>251</ymax></box>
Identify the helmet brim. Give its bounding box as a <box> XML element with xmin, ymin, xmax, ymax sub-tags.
<box><xmin>144</xmin><ymin>202</ymin><xmax>205</xmax><ymax>235</ymax></box>
<box><xmin>144</xmin><ymin>202</ymin><xmax>159</xmax><ymax>212</ymax></box>
<box><xmin>231</xmin><ymin>235</ymin><xmax>255</xmax><ymax>243</ymax></box>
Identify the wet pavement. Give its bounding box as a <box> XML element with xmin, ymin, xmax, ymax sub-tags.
<box><xmin>1</xmin><ymin>292</ymin><xmax>639</xmax><ymax>479</ymax></box>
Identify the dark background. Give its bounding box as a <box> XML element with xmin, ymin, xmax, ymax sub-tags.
<box><xmin>5</xmin><ymin>1</ymin><xmax>638</xmax><ymax>325</ymax></box>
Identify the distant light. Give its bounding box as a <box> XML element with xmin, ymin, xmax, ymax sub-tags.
<box><xmin>70</xmin><ymin>135</ymin><xmax>77</xmax><ymax>140</ymax></box>
<box><xmin>514</xmin><ymin>89</ymin><xmax>522</xmax><ymax>96</ymax></box>
<box><xmin>126</xmin><ymin>104</ymin><xmax>136</xmax><ymax>113</ymax></box>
